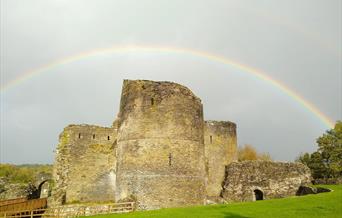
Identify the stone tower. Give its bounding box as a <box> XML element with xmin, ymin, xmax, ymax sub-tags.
<box><xmin>115</xmin><ymin>80</ymin><xmax>206</xmax><ymax>210</ymax></box>
<box><xmin>51</xmin><ymin>125</ymin><xmax>117</xmax><ymax>205</ymax></box>
<box><xmin>204</xmin><ymin>121</ymin><xmax>237</xmax><ymax>199</ymax></box>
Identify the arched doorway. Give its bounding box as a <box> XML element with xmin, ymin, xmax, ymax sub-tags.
<box><xmin>38</xmin><ymin>180</ymin><xmax>51</xmax><ymax>198</ymax></box>
<box><xmin>254</xmin><ymin>189</ymin><xmax>263</xmax><ymax>200</ymax></box>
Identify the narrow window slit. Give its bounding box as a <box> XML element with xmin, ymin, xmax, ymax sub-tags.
<box><xmin>210</xmin><ymin>135</ymin><xmax>213</xmax><ymax>144</ymax></box>
<box><xmin>151</xmin><ymin>98</ymin><xmax>154</xmax><ymax>106</ymax></box>
<box><xmin>93</xmin><ymin>134</ymin><xmax>95</xmax><ymax>139</ymax></box>
<box><xmin>107</xmin><ymin>136</ymin><xmax>110</xmax><ymax>140</ymax></box>
<box><xmin>78</xmin><ymin>133</ymin><xmax>81</xmax><ymax>139</ymax></box>
<box><xmin>168</xmin><ymin>153</ymin><xmax>172</xmax><ymax>166</ymax></box>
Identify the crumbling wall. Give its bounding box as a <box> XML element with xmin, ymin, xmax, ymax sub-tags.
<box><xmin>115</xmin><ymin>80</ymin><xmax>206</xmax><ymax>210</ymax></box>
<box><xmin>204</xmin><ymin>121</ymin><xmax>237</xmax><ymax>199</ymax></box>
<box><xmin>51</xmin><ymin>125</ymin><xmax>116</xmax><ymax>205</ymax></box>
<box><xmin>221</xmin><ymin>161</ymin><xmax>312</xmax><ymax>202</ymax></box>
<box><xmin>0</xmin><ymin>178</ymin><xmax>34</xmax><ymax>200</ymax></box>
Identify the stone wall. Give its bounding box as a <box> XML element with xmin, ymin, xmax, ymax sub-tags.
<box><xmin>313</xmin><ymin>178</ymin><xmax>342</xmax><ymax>185</ymax></box>
<box><xmin>221</xmin><ymin>161</ymin><xmax>312</xmax><ymax>202</ymax></box>
<box><xmin>204</xmin><ymin>121</ymin><xmax>237</xmax><ymax>198</ymax></box>
<box><xmin>115</xmin><ymin>80</ymin><xmax>206</xmax><ymax>210</ymax></box>
<box><xmin>0</xmin><ymin>181</ymin><xmax>30</xmax><ymax>200</ymax></box>
<box><xmin>51</xmin><ymin>125</ymin><xmax>117</xmax><ymax>205</ymax></box>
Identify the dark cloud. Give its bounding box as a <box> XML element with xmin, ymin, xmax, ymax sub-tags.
<box><xmin>0</xmin><ymin>0</ymin><xmax>341</xmax><ymax>163</ymax></box>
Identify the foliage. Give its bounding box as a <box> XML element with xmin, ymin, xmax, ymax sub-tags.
<box><xmin>257</xmin><ymin>152</ymin><xmax>272</xmax><ymax>161</ymax></box>
<box><xmin>297</xmin><ymin>121</ymin><xmax>342</xmax><ymax>179</ymax></box>
<box><xmin>317</xmin><ymin>121</ymin><xmax>342</xmax><ymax>178</ymax></box>
<box><xmin>84</xmin><ymin>185</ymin><xmax>342</xmax><ymax>218</ymax></box>
<box><xmin>0</xmin><ymin>164</ymin><xmax>52</xmax><ymax>184</ymax></box>
<box><xmin>238</xmin><ymin>144</ymin><xmax>272</xmax><ymax>161</ymax></box>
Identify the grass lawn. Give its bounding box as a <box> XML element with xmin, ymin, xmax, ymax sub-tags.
<box><xmin>86</xmin><ymin>185</ymin><xmax>342</xmax><ymax>218</ymax></box>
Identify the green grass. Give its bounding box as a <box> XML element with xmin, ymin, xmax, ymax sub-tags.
<box><xmin>86</xmin><ymin>185</ymin><xmax>342</xmax><ymax>218</ymax></box>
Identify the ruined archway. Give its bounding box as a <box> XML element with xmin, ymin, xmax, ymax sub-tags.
<box><xmin>254</xmin><ymin>189</ymin><xmax>263</xmax><ymax>201</ymax></box>
<box><xmin>38</xmin><ymin>180</ymin><xmax>52</xmax><ymax>198</ymax></box>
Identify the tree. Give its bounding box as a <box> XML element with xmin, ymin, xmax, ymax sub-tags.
<box><xmin>238</xmin><ymin>144</ymin><xmax>273</xmax><ymax>161</ymax></box>
<box><xmin>316</xmin><ymin>121</ymin><xmax>342</xmax><ymax>178</ymax></box>
<box><xmin>258</xmin><ymin>152</ymin><xmax>273</xmax><ymax>161</ymax></box>
<box><xmin>297</xmin><ymin>121</ymin><xmax>342</xmax><ymax>179</ymax></box>
<box><xmin>238</xmin><ymin>144</ymin><xmax>258</xmax><ymax>161</ymax></box>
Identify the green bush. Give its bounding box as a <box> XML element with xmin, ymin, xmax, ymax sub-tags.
<box><xmin>0</xmin><ymin>164</ymin><xmax>52</xmax><ymax>184</ymax></box>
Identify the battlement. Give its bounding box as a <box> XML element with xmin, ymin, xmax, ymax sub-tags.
<box><xmin>62</xmin><ymin>124</ymin><xmax>116</xmax><ymax>142</ymax></box>
<box><xmin>205</xmin><ymin>120</ymin><xmax>236</xmax><ymax>135</ymax></box>
<box><xmin>121</xmin><ymin>79</ymin><xmax>201</xmax><ymax>102</ymax></box>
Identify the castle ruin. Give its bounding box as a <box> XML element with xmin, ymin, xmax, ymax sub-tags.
<box><xmin>51</xmin><ymin>79</ymin><xmax>311</xmax><ymax>210</ymax></box>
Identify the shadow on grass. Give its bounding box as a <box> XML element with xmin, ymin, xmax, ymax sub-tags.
<box><xmin>223</xmin><ymin>212</ymin><xmax>250</xmax><ymax>218</ymax></box>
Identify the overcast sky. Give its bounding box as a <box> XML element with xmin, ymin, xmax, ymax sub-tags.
<box><xmin>0</xmin><ymin>0</ymin><xmax>341</xmax><ymax>164</ymax></box>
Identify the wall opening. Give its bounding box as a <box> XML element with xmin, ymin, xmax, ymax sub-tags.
<box><xmin>93</xmin><ymin>134</ymin><xmax>95</xmax><ymax>139</ymax></box>
<box><xmin>210</xmin><ymin>135</ymin><xmax>213</xmax><ymax>144</ymax></box>
<box><xmin>78</xmin><ymin>133</ymin><xmax>81</xmax><ymax>139</ymax></box>
<box><xmin>151</xmin><ymin>98</ymin><xmax>154</xmax><ymax>105</ymax></box>
<box><xmin>38</xmin><ymin>180</ymin><xmax>51</xmax><ymax>198</ymax></box>
<box><xmin>107</xmin><ymin>136</ymin><xmax>110</xmax><ymax>140</ymax></box>
<box><xmin>62</xmin><ymin>194</ymin><xmax>66</xmax><ymax>205</ymax></box>
<box><xmin>254</xmin><ymin>189</ymin><xmax>263</xmax><ymax>200</ymax></box>
<box><xmin>168</xmin><ymin>153</ymin><xmax>172</xmax><ymax>166</ymax></box>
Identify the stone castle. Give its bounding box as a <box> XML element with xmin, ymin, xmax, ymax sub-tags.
<box><xmin>51</xmin><ymin>80</ymin><xmax>311</xmax><ymax>210</ymax></box>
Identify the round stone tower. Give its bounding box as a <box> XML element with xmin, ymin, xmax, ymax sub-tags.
<box><xmin>115</xmin><ymin>80</ymin><xmax>206</xmax><ymax>210</ymax></box>
<box><xmin>204</xmin><ymin>120</ymin><xmax>237</xmax><ymax>199</ymax></box>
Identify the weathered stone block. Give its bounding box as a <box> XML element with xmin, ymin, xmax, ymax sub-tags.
<box><xmin>222</xmin><ymin>161</ymin><xmax>312</xmax><ymax>202</ymax></box>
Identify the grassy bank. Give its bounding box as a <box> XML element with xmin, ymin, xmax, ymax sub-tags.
<box><xmin>87</xmin><ymin>185</ymin><xmax>342</xmax><ymax>218</ymax></box>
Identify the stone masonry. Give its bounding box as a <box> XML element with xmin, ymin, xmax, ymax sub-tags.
<box><xmin>204</xmin><ymin>121</ymin><xmax>237</xmax><ymax>199</ymax></box>
<box><xmin>115</xmin><ymin>80</ymin><xmax>207</xmax><ymax>210</ymax></box>
<box><xmin>221</xmin><ymin>161</ymin><xmax>312</xmax><ymax>202</ymax></box>
<box><xmin>51</xmin><ymin>125</ymin><xmax>117</xmax><ymax>205</ymax></box>
<box><xmin>51</xmin><ymin>79</ymin><xmax>312</xmax><ymax>210</ymax></box>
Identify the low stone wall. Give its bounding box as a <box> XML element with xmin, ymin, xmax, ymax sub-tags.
<box><xmin>46</xmin><ymin>202</ymin><xmax>134</xmax><ymax>217</ymax></box>
<box><xmin>0</xmin><ymin>180</ymin><xmax>38</xmax><ymax>200</ymax></box>
<box><xmin>221</xmin><ymin>161</ymin><xmax>312</xmax><ymax>202</ymax></box>
<box><xmin>313</xmin><ymin>178</ymin><xmax>342</xmax><ymax>185</ymax></box>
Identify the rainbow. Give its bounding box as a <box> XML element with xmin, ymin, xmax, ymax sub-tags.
<box><xmin>0</xmin><ymin>45</ymin><xmax>335</xmax><ymax>128</ymax></box>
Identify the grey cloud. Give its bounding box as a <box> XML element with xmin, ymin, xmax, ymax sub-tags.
<box><xmin>0</xmin><ymin>0</ymin><xmax>340</xmax><ymax>163</ymax></box>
